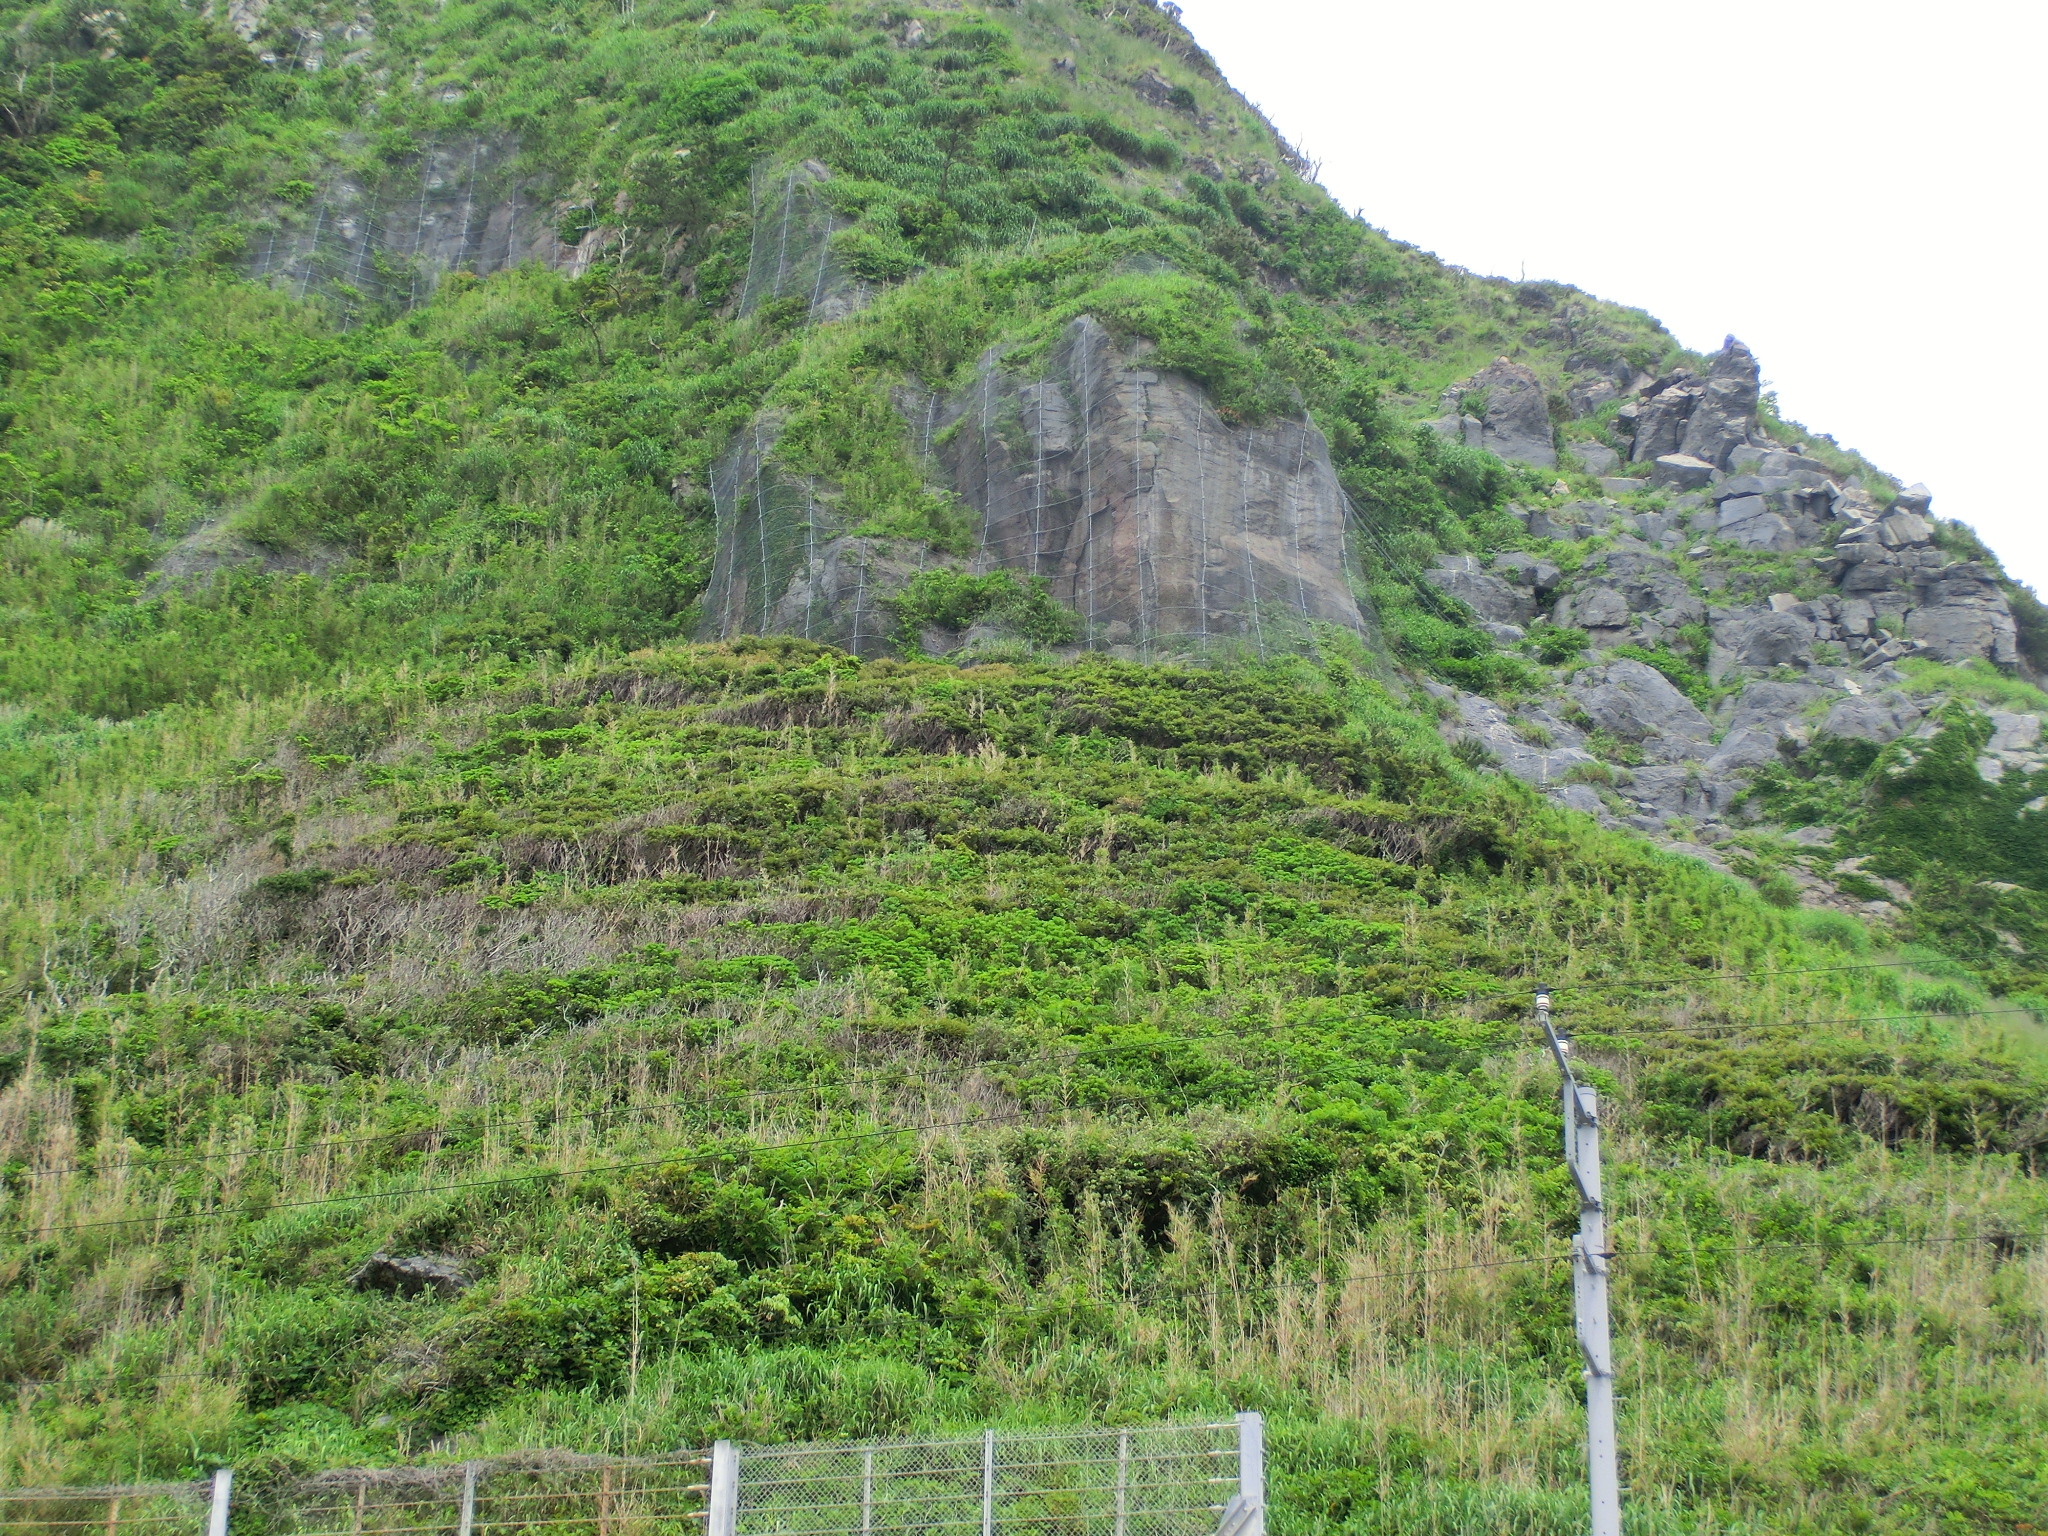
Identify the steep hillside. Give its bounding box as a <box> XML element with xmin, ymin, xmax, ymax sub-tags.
<box><xmin>2</xmin><ymin>1</ymin><xmax>2047</xmax><ymax>1533</ymax></box>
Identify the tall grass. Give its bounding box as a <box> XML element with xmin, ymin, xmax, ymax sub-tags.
<box><xmin>0</xmin><ymin>645</ymin><xmax>2042</xmax><ymax>1533</ymax></box>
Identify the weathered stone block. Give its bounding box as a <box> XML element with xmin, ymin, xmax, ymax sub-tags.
<box><xmin>1653</xmin><ymin>453</ymin><xmax>1718</xmax><ymax>490</ymax></box>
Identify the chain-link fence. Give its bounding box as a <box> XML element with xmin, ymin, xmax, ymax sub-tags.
<box><xmin>0</xmin><ymin>1477</ymin><xmax>214</xmax><ymax>1536</ymax></box>
<box><xmin>273</xmin><ymin>1453</ymin><xmax>712</xmax><ymax>1536</ymax></box>
<box><xmin>720</xmin><ymin>1418</ymin><xmax>1259</xmax><ymax>1536</ymax></box>
<box><xmin>0</xmin><ymin>1418</ymin><xmax>1262</xmax><ymax>1536</ymax></box>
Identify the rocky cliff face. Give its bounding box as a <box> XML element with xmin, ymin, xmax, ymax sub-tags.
<box><xmin>243</xmin><ymin>132</ymin><xmax>595</xmax><ymax>306</ymax></box>
<box><xmin>700</xmin><ymin>315</ymin><xmax>1372</xmax><ymax>658</ymax></box>
<box><xmin>1418</xmin><ymin>328</ymin><xmax>2034</xmax><ymax>914</ymax></box>
<box><xmin>695</xmin><ymin>274</ymin><xmax>2033</xmax><ymax>922</ymax></box>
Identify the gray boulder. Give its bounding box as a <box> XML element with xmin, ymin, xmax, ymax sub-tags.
<box><xmin>1570</xmin><ymin>658</ymin><xmax>1713</xmax><ymax>753</ymax></box>
<box><xmin>1716</xmin><ymin>493</ymin><xmax>1801</xmax><ymax>551</ymax></box>
<box><xmin>1820</xmin><ymin>691</ymin><xmax>1923</xmax><ymax>744</ymax></box>
<box><xmin>1702</xmin><ymin>678</ymin><xmax>1823</xmax><ymax>773</ymax></box>
<box><xmin>1624</xmin><ymin>764</ymin><xmax>1713</xmax><ymax>820</ymax></box>
<box><xmin>1717</xmin><ymin>494</ymin><xmax>1768</xmax><ymax>527</ymax></box>
<box><xmin>1491</xmin><ymin>550</ymin><xmax>1564</xmax><ymax>596</ymax></box>
<box><xmin>1652</xmin><ymin>453</ymin><xmax>1717</xmax><ymax>491</ymax></box>
<box><xmin>1629</xmin><ymin>373</ymin><xmax>1701</xmax><ymax>462</ymax></box>
<box><xmin>1704</xmin><ymin>726</ymin><xmax>1788</xmax><ymax>774</ymax></box>
<box><xmin>1571</xmin><ymin>441</ymin><xmax>1620</xmax><ymax>475</ymax></box>
<box><xmin>1754</xmin><ymin>451</ymin><xmax>1838</xmax><ymax>487</ymax></box>
<box><xmin>1427</xmin><ymin>413</ymin><xmax>1485</xmax><ymax>450</ymax></box>
<box><xmin>1575</xmin><ymin>587</ymin><xmax>1631</xmax><ymax>630</ymax></box>
<box><xmin>1582</xmin><ymin>550</ymin><xmax>1702</xmax><ymax>627</ymax></box>
<box><xmin>1722</xmin><ymin>610</ymin><xmax>1814</xmax><ymax>670</ymax></box>
<box><xmin>1838</xmin><ymin>545</ymin><xmax>1905</xmax><ymax>593</ymax></box>
<box><xmin>1728</xmin><ymin>679</ymin><xmax>1823</xmax><ymax>734</ymax></box>
<box><xmin>1568</xmin><ymin>378</ymin><xmax>1619</xmax><ymax>417</ymax></box>
<box><xmin>1424</xmin><ymin>556</ymin><xmax>1535</xmax><ymax>626</ymax></box>
<box><xmin>351</xmin><ymin>1253</ymin><xmax>470</xmax><ymax>1298</ymax></box>
<box><xmin>1445</xmin><ymin>358</ymin><xmax>1557</xmax><ymax>468</ymax></box>
<box><xmin>1832</xmin><ymin>485</ymin><xmax>1883</xmax><ymax>524</ymax></box>
<box><xmin>1905</xmin><ymin>563</ymin><xmax>2020</xmax><ymax>665</ymax></box>
<box><xmin>1551</xmin><ymin>783</ymin><xmax>1607</xmax><ymax>817</ymax></box>
<box><xmin>1987</xmin><ymin>711</ymin><xmax>2043</xmax><ymax>755</ymax></box>
<box><xmin>1878</xmin><ymin>510</ymin><xmax>1933</xmax><ymax>548</ymax></box>
<box><xmin>1677</xmin><ymin>337</ymin><xmax>1762</xmax><ymax>470</ymax></box>
<box><xmin>1714</xmin><ymin>475</ymin><xmax>1781</xmax><ymax>501</ymax></box>
<box><xmin>1893</xmin><ymin>483</ymin><xmax>1933</xmax><ymax>516</ymax></box>
<box><xmin>1836</xmin><ymin>597</ymin><xmax>1877</xmax><ymax>637</ymax></box>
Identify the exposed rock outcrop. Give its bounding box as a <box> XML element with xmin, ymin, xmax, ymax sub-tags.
<box><xmin>1568</xmin><ymin>658</ymin><xmax>1713</xmax><ymax>759</ymax></box>
<box><xmin>349</xmin><ymin>1253</ymin><xmax>469</xmax><ymax>1298</ymax></box>
<box><xmin>249</xmin><ymin>150</ymin><xmax>867</xmax><ymax>320</ymax></box>
<box><xmin>1906</xmin><ymin>563</ymin><xmax>2022</xmax><ymax>666</ymax></box>
<box><xmin>700</xmin><ymin>316</ymin><xmax>1372</xmax><ymax>658</ymax></box>
<box><xmin>1678</xmin><ymin>338</ymin><xmax>1763</xmax><ymax>469</ymax></box>
<box><xmin>1428</xmin><ymin>359</ymin><xmax>1557</xmax><ymax>469</ymax></box>
<box><xmin>1424</xmin><ymin>556</ymin><xmax>1534</xmax><ymax>628</ymax></box>
<box><xmin>1620</xmin><ymin>338</ymin><xmax>1761</xmax><ymax>470</ymax></box>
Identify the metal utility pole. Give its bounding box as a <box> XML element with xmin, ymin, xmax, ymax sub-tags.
<box><xmin>1537</xmin><ymin>988</ymin><xmax>1621</xmax><ymax>1536</ymax></box>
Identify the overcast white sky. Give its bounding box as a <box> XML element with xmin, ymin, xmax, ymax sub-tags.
<box><xmin>1173</xmin><ymin>0</ymin><xmax>2048</xmax><ymax>592</ymax></box>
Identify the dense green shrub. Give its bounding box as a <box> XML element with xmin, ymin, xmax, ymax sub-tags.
<box><xmin>886</xmin><ymin>569</ymin><xmax>1079</xmax><ymax>650</ymax></box>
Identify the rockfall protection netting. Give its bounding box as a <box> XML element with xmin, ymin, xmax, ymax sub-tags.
<box><xmin>941</xmin><ymin>316</ymin><xmax>1371</xmax><ymax>659</ymax></box>
<box><xmin>244</xmin><ymin>136</ymin><xmax>567</xmax><ymax>313</ymax></box>
<box><xmin>736</xmin><ymin>162</ymin><xmax>868</xmax><ymax>323</ymax></box>
<box><xmin>696</xmin><ymin>416</ymin><xmax>905</xmax><ymax>655</ymax></box>
<box><xmin>699</xmin><ymin>315</ymin><xmax>1376</xmax><ymax>660</ymax></box>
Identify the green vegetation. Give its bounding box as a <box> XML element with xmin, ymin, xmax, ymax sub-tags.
<box><xmin>1750</xmin><ymin>682</ymin><xmax>2048</xmax><ymax>998</ymax></box>
<box><xmin>0</xmin><ymin>0</ymin><xmax>2044</xmax><ymax>1531</ymax></box>
<box><xmin>887</xmin><ymin>568</ymin><xmax>1078</xmax><ymax>650</ymax></box>
<box><xmin>2</xmin><ymin>643</ymin><xmax>2046</xmax><ymax>1536</ymax></box>
<box><xmin>0</xmin><ymin>0</ymin><xmax>1680</xmax><ymax>719</ymax></box>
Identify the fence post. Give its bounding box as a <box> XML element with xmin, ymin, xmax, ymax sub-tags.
<box><xmin>980</xmin><ymin>1429</ymin><xmax>996</xmax><ymax>1536</ymax></box>
<box><xmin>207</xmin><ymin>1470</ymin><xmax>233</xmax><ymax>1536</ymax></box>
<box><xmin>861</xmin><ymin>1450</ymin><xmax>874</xmax><ymax>1536</ymax></box>
<box><xmin>1538</xmin><ymin>988</ymin><xmax>1622</xmax><ymax>1536</ymax></box>
<box><xmin>1235</xmin><ymin>1413</ymin><xmax>1264</xmax><ymax>1536</ymax></box>
<box><xmin>1113</xmin><ymin>1431</ymin><xmax>1130</xmax><ymax>1536</ymax></box>
<box><xmin>458</xmin><ymin>1465</ymin><xmax>477</xmax><ymax>1536</ymax></box>
<box><xmin>708</xmin><ymin>1442</ymin><xmax>738</xmax><ymax>1536</ymax></box>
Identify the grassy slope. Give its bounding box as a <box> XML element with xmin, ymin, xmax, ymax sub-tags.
<box><xmin>0</xmin><ymin>1</ymin><xmax>2045</xmax><ymax>1531</ymax></box>
<box><xmin>3</xmin><ymin>643</ymin><xmax>2046</xmax><ymax>1534</ymax></box>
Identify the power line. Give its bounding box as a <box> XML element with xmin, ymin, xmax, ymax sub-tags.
<box><xmin>1623</xmin><ymin>1228</ymin><xmax>2047</xmax><ymax>1260</ymax></box>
